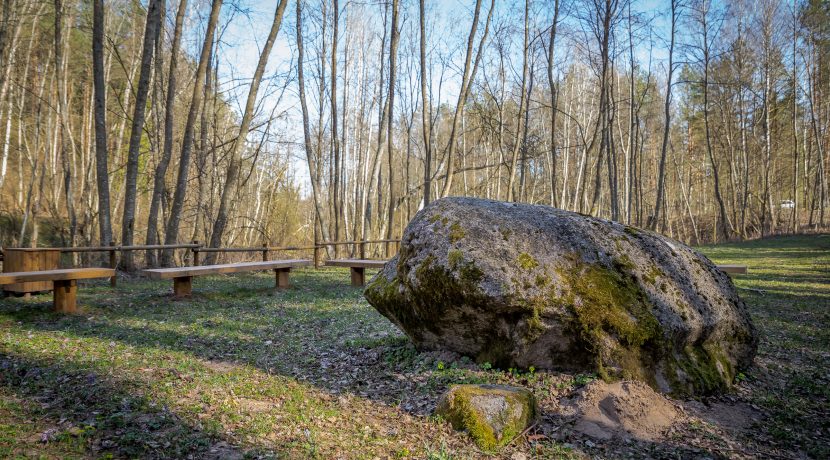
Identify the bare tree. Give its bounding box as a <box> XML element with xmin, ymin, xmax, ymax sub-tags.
<box><xmin>296</xmin><ymin>0</ymin><xmax>331</xmax><ymax>247</ymax></box>
<box><xmin>439</xmin><ymin>0</ymin><xmax>494</xmax><ymax>197</ymax></box>
<box><xmin>92</xmin><ymin>0</ymin><xmax>112</xmax><ymax>246</ymax></box>
<box><xmin>692</xmin><ymin>0</ymin><xmax>731</xmax><ymax>240</ymax></box>
<box><xmin>547</xmin><ymin>0</ymin><xmax>561</xmax><ymax>207</ymax></box>
<box><xmin>649</xmin><ymin>0</ymin><xmax>679</xmax><ymax>231</ymax></box>
<box><xmin>419</xmin><ymin>0</ymin><xmax>433</xmax><ymax>207</ymax></box>
<box><xmin>163</xmin><ymin>0</ymin><xmax>224</xmax><ymax>265</ymax></box>
<box><xmin>54</xmin><ymin>0</ymin><xmax>77</xmax><ymax>249</ymax></box>
<box><xmin>384</xmin><ymin>0</ymin><xmax>400</xmax><ymax>249</ymax></box>
<box><xmin>585</xmin><ymin>0</ymin><xmax>622</xmax><ymax>219</ymax></box>
<box><xmin>205</xmin><ymin>0</ymin><xmax>289</xmax><ymax>263</ymax></box>
<box><xmin>120</xmin><ymin>0</ymin><xmax>163</xmax><ymax>269</ymax></box>
<box><xmin>507</xmin><ymin>0</ymin><xmax>531</xmax><ymax>202</ymax></box>
<box><xmin>146</xmin><ymin>0</ymin><xmax>188</xmax><ymax>265</ymax></box>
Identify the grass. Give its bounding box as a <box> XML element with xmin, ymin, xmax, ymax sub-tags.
<box><xmin>696</xmin><ymin>234</ymin><xmax>830</xmax><ymax>458</ymax></box>
<box><xmin>0</xmin><ymin>234</ymin><xmax>828</xmax><ymax>459</ymax></box>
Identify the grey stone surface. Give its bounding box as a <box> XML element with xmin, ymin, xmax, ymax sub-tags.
<box><xmin>364</xmin><ymin>197</ymin><xmax>758</xmax><ymax>395</ymax></box>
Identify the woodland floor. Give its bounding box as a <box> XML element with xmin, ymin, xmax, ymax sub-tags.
<box><xmin>0</xmin><ymin>234</ymin><xmax>827</xmax><ymax>459</ymax></box>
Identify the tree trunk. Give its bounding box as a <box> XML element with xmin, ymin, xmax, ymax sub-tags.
<box><xmin>205</xmin><ymin>0</ymin><xmax>288</xmax><ymax>263</ymax></box>
<box><xmin>701</xmin><ymin>8</ymin><xmax>730</xmax><ymax>241</ymax></box>
<box><xmin>146</xmin><ymin>0</ymin><xmax>187</xmax><ymax>265</ymax></box>
<box><xmin>162</xmin><ymin>0</ymin><xmax>223</xmax><ymax>265</ymax></box>
<box><xmin>649</xmin><ymin>0</ymin><xmax>677</xmax><ymax>230</ymax></box>
<box><xmin>54</xmin><ymin>0</ymin><xmax>78</xmax><ymax>251</ymax></box>
<box><xmin>330</xmin><ymin>0</ymin><xmax>342</xmax><ymax>250</ymax></box>
<box><xmin>92</xmin><ymin>0</ymin><xmax>112</xmax><ymax>247</ymax></box>
<box><xmin>507</xmin><ymin>0</ymin><xmax>531</xmax><ymax>202</ymax></box>
<box><xmin>547</xmin><ymin>0</ymin><xmax>560</xmax><ymax>208</ymax></box>
<box><xmin>120</xmin><ymin>0</ymin><xmax>162</xmax><ymax>269</ymax></box>
<box><xmin>419</xmin><ymin>0</ymin><xmax>432</xmax><ymax>207</ymax></box>
<box><xmin>439</xmin><ymin>0</ymin><xmax>493</xmax><ymax>197</ymax></box>
<box><xmin>385</xmin><ymin>0</ymin><xmax>400</xmax><ymax>251</ymax></box>
<box><xmin>296</xmin><ymin>0</ymin><xmax>330</xmax><ymax>245</ymax></box>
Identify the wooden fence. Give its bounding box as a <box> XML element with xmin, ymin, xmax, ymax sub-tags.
<box><xmin>0</xmin><ymin>239</ymin><xmax>401</xmax><ymax>287</ymax></box>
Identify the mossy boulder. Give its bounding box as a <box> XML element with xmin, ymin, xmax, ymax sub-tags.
<box><xmin>435</xmin><ymin>384</ymin><xmax>536</xmax><ymax>450</ymax></box>
<box><xmin>364</xmin><ymin>197</ymin><xmax>758</xmax><ymax>396</ymax></box>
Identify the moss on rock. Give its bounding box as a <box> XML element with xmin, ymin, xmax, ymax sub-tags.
<box><xmin>449</xmin><ymin>222</ymin><xmax>466</xmax><ymax>243</ymax></box>
<box><xmin>447</xmin><ymin>249</ymin><xmax>464</xmax><ymax>269</ymax></box>
<box><xmin>435</xmin><ymin>384</ymin><xmax>536</xmax><ymax>450</ymax></box>
<box><xmin>555</xmin><ymin>262</ymin><xmax>663</xmax><ymax>384</ymax></box>
<box><xmin>517</xmin><ymin>253</ymin><xmax>539</xmax><ymax>270</ymax></box>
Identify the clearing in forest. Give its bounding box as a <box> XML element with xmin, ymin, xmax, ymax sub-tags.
<box><xmin>0</xmin><ymin>234</ymin><xmax>828</xmax><ymax>459</ymax></box>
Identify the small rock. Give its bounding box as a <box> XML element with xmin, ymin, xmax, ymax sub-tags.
<box><xmin>435</xmin><ymin>384</ymin><xmax>536</xmax><ymax>450</ymax></box>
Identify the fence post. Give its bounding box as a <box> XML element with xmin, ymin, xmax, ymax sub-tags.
<box><xmin>192</xmin><ymin>240</ymin><xmax>200</xmax><ymax>266</ymax></box>
<box><xmin>313</xmin><ymin>214</ymin><xmax>320</xmax><ymax>269</ymax></box>
<box><xmin>360</xmin><ymin>240</ymin><xmax>366</xmax><ymax>259</ymax></box>
<box><xmin>262</xmin><ymin>243</ymin><xmax>269</xmax><ymax>262</ymax></box>
<box><xmin>109</xmin><ymin>241</ymin><xmax>117</xmax><ymax>287</ymax></box>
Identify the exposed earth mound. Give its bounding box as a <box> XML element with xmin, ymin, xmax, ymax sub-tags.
<box><xmin>364</xmin><ymin>197</ymin><xmax>758</xmax><ymax>396</ymax></box>
<box><xmin>561</xmin><ymin>380</ymin><xmax>683</xmax><ymax>441</ymax></box>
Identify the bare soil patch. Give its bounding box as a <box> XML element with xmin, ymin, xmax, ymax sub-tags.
<box><xmin>559</xmin><ymin>380</ymin><xmax>684</xmax><ymax>442</ymax></box>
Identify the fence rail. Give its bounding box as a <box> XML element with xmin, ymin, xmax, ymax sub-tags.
<box><xmin>196</xmin><ymin>245</ymin><xmax>317</xmax><ymax>252</ymax></box>
<box><xmin>0</xmin><ymin>239</ymin><xmax>401</xmax><ymax>286</ymax></box>
<box><xmin>58</xmin><ymin>243</ymin><xmax>201</xmax><ymax>253</ymax></box>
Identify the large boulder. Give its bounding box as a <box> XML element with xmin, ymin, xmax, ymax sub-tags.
<box><xmin>364</xmin><ymin>197</ymin><xmax>758</xmax><ymax>396</ymax></box>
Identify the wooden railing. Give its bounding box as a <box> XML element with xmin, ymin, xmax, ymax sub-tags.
<box><xmin>0</xmin><ymin>239</ymin><xmax>401</xmax><ymax>287</ymax></box>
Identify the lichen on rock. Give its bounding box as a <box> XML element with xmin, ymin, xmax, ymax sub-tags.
<box><xmin>435</xmin><ymin>384</ymin><xmax>536</xmax><ymax>450</ymax></box>
<box><xmin>364</xmin><ymin>197</ymin><xmax>758</xmax><ymax>396</ymax></box>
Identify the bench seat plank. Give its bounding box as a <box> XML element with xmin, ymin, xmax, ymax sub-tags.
<box><xmin>0</xmin><ymin>268</ymin><xmax>115</xmax><ymax>285</ymax></box>
<box><xmin>0</xmin><ymin>268</ymin><xmax>114</xmax><ymax>313</ymax></box>
<box><xmin>325</xmin><ymin>259</ymin><xmax>388</xmax><ymax>269</ymax></box>
<box><xmin>143</xmin><ymin>260</ymin><xmax>312</xmax><ymax>298</ymax></box>
<box><xmin>325</xmin><ymin>259</ymin><xmax>388</xmax><ymax>286</ymax></box>
<box><xmin>143</xmin><ymin>260</ymin><xmax>312</xmax><ymax>280</ymax></box>
<box><xmin>716</xmin><ymin>265</ymin><xmax>748</xmax><ymax>274</ymax></box>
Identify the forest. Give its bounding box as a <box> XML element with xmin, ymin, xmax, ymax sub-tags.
<box><xmin>0</xmin><ymin>0</ymin><xmax>827</xmax><ymax>265</ymax></box>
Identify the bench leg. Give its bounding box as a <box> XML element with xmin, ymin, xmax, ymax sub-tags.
<box><xmin>350</xmin><ymin>267</ymin><xmax>365</xmax><ymax>287</ymax></box>
<box><xmin>173</xmin><ymin>276</ymin><xmax>192</xmax><ymax>298</ymax></box>
<box><xmin>275</xmin><ymin>268</ymin><xmax>291</xmax><ymax>289</ymax></box>
<box><xmin>54</xmin><ymin>279</ymin><xmax>77</xmax><ymax>313</ymax></box>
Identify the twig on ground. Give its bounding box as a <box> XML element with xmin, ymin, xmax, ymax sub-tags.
<box><xmin>507</xmin><ymin>422</ymin><xmax>538</xmax><ymax>447</ymax></box>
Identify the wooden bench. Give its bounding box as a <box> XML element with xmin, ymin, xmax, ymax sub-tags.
<box><xmin>716</xmin><ymin>265</ymin><xmax>748</xmax><ymax>274</ymax></box>
<box><xmin>325</xmin><ymin>259</ymin><xmax>388</xmax><ymax>286</ymax></box>
<box><xmin>143</xmin><ymin>259</ymin><xmax>312</xmax><ymax>298</ymax></box>
<box><xmin>0</xmin><ymin>268</ymin><xmax>115</xmax><ymax>313</ymax></box>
